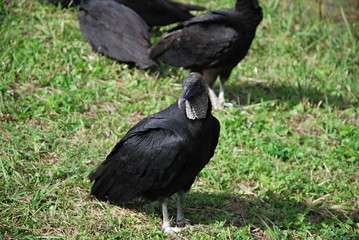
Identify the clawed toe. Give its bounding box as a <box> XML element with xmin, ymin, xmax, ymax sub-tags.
<box><xmin>162</xmin><ymin>226</ymin><xmax>182</xmax><ymax>234</ymax></box>
<box><xmin>176</xmin><ymin>217</ymin><xmax>194</xmax><ymax>227</ymax></box>
<box><xmin>223</xmin><ymin>102</ymin><xmax>234</xmax><ymax>107</ymax></box>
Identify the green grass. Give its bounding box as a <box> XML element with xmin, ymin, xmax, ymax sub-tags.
<box><xmin>1</xmin><ymin>0</ymin><xmax>358</xmax><ymax>239</ymax></box>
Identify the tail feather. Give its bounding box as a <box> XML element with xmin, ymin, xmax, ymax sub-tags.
<box><xmin>88</xmin><ymin>164</ymin><xmax>143</xmax><ymax>203</ymax></box>
<box><xmin>91</xmin><ymin>174</ymin><xmax>116</xmax><ymax>200</ymax></box>
<box><xmin>107</xmin><ymin>184</ymin><xmax>143</xmax><ymax>203</ymax></box>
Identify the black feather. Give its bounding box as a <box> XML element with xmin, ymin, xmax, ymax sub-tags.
<box><xmin>88</xmin><ymin>73</ymin><xmax>220</xmax><ymax>204</ymax></box>
<box><xmin>78</xmin><ymin>0</ymin><xmax>155</xmax><ymax>69</ymax></box>
<box><xmin>114</xmin><ymin>0</ymin><xmax>206</xmax><ymax>27</ymax></box>
<box><xmin>150</xmin><ymin>0</ymin><xmax>263</xmax><ymax>88</ymax></box>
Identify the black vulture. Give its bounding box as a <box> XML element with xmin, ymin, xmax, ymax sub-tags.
<box><xmin>150</xmin><ymin>0</ymin><xmax>263</xmax><ymax>109</ymax></box>
<box><xmin>114</xmin><ymin>0</ymin><xmax>206</xmax><ymax>27</ymax></box>
<box><xmin>78</xmin><ymin>0</ymin><xmax>155</xmax><ymax>69</ymax></box>
<box><xmin>47</xmin><ymin>0</ymin><xmax>81</xmax><ymax>8</ymax></box>
<box><xmin>88</xmin><ymin>72</ymin><xmax>220</xmax><ymax>232</ymax></box>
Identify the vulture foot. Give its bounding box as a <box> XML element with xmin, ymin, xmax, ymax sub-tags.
<box><xmin>162</xmin><ymin>226</ymin><xmax>182</xmax><ymax>234</ymax></box>
<box><xmin>176</xmin><ymin>217</ymin><xmax>194</xmax><ymax>227</ymax></box>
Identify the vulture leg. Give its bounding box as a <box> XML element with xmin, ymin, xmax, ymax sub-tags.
<box><xmin>203</xmin><ymin>69</ymin><xmax>221</xmax><ymax>110</ymax></box>
<box><xmin>218</xmin><ymin>79</ymin><xmax>225</xmax><ymax>108</ymax></box>
<box><xmin>207</xmin><ymin>87</ymin><xmax>220</xmax><ymax>110</ymax></box>
<box><xmin>219</xmin><ymin>75</ymin><xmax>233</xmax><ymax>109</ymax></box>
<box><xmin>161</xmin><ymin>199</ymin><xmax>180</xmax><ymax>233</ymax></box>
<box><xmin>176</xmin><ymin>190</ymin><xmax>194</xmax><ymax>226</ymax></box>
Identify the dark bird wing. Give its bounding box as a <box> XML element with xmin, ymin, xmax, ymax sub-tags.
<box><xmin>88</xmin><ymin>113</ymin><xmax>188</xmax><ymax>203</ymax></box>
<box><xmin>115</xmin><ymin>0</ymin><xmax>206</xmax><ymax>26</ymax></box>
<box><xmin>150</xmin><ymin>9</ymin><xmax>243</xmax><ymax>68</ymax></box>
<box><xmin>89</xmin><ymin>103</ymin><xmax>220</xmax><ymax>203</ymax></box>
<box><xmin>88</xmin><ymin>72</ymin><xmax>220</xmax><ymax>231</ymax></box>
<box><xmin>78</xmin><ymin>0</ymin><xmax>155</xmax><ymax>69</ymax></box>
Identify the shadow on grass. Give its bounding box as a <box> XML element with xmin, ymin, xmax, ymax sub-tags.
<box><xmin>184</xmin><ymin>192</ymin><xmax>358</xmax><ymax>229</ymax></box>
<box><xmin>115</xmin><ymin>191</ymin><xmax>358</xmax><ymax>234</ymax></box>
<box><xmin>226</xmin><ymin>82</ymin><xmax>357</xmax><ymax>109</ymax></box>
<box><xmin>150</xmin><ymin>66</ymin><xmax>357</xmax><ymax>109</ymax></box>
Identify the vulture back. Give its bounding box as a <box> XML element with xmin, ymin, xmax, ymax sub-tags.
<box><xmin>149</xmin><ymin>0</ymin><xmax>263</xmax><ymax>86</ymax></box>
<box><xmin>114</xmin><ymin>0</ymin><xmax>206</xmax><ymax>26</ymax></box>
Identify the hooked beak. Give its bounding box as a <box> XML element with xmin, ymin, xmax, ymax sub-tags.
<box><xmin>178</xmin><ymin>97</ymin><xmax>185</xmax><ymax>109</ymax></box>
<box><xmin>178</xmin><ymin>86</ymin><xmax>191</xmax><ymax>109</ymax></box>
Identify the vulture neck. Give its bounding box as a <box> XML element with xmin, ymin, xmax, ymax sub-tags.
<box><xmin>184</xmin><ymin>94</ymin><xmax>209</xmax><ymax>120</ymax></box>
<box><xmin>235</xmin><ymin>5</ymin><xmax>263</xmax><ymax>31</ymax></box>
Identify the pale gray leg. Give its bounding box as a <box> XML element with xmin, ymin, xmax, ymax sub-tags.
<box><xmin>176</xmin><ymin>191</ymin><xmax>185</xmax><ymax>223</ymax></box>
<box><xmin>218</xmin><ymin>80</ymin><xmax>225</xmax><ymax>108</ymax></box>
<box><xmin>161</xmin><ymin>199</ymin><xmax>181</xmax><ymax>233</ymax></box>
<box><xmin>176</xmin><ymin>191</ymin><xmax>194</xmax><ymax>226</ymax></box>
<box><xmin>161</xmin><ymin>200</ymin><xmax>171</xmax><ymax>231</ymax></box>
<box><xmin>203</xmin><ymin>69</ymin><xmax>221</xmax><ymax>110</ymax></box>
<box><xmin>207</xmin><ymin>86</ymin><xmax>220</xmax><ymax>110</ymax></box>
<box><xmin>219</xmin><ymin>76</ymin><xmax>233</xmax><ymax>108</ymax></box>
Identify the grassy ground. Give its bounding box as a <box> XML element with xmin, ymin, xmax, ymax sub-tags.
<box><xmin>1</xmin><ymin>0</ymin><xmax>358</xmax><ymax>239</ymax></box>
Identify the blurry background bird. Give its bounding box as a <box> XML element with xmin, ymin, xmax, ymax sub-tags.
<box><xmin>78</xmin><ymin>0</ymin><xmax>156</xmax><ymax>69</ymax></box>
<box><xmin>114</xmin><ymin>0</ymin><xmax>206</xmax><ymax>27</ymax></box>
<box><xmin>88</xmin><ymin>72</ymin><xmax>220</xmax><ymax>233</ymax></box>
<box><xmin>150</xmin><ymin>0</ymin><xmax>263</xmax><ymax>109</ymax></box>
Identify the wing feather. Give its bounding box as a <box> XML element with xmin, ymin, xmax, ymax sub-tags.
<box><xmin>89</xmin><ymin>119</ymin><xmax>187</xmax><ymax>203</ymax></box>
<box><xmin>79</xmin><ymin>0</ymin><xmax>155</xmax><ymax>69</ymax></box>
<box><xmin>150</xmin><ymin>10</ymin><xmax>241</xmax><ymax>68</ymax></box>
<box><xmin>150</xmin><ymin>24</ymin><xmax>239</xmax><ymax>68</ymax></box>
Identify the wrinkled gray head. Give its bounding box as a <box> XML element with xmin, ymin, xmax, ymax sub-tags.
<box><xmin>178</xmin><ymin>72</ymin><xmax>209</xmax><ymax>120</ymax></box>
<box><xmin>184</xmin><ymin>72</ymin><xmax>205</xmax><ymax>85</ymax></box>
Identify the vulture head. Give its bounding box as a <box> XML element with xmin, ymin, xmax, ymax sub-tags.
<box><xmin>178</xmin><ymin>72</ymin><xmax>209</xmax><ymax>120</ymax></box>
